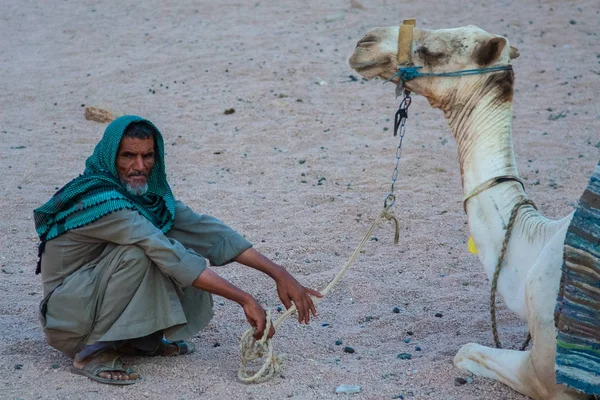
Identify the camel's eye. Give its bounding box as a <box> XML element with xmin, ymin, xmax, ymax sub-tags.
<box><xmin>416</xmin><ymin>46</ymin><xmax>448</xmax><ymax>67</ymax></box>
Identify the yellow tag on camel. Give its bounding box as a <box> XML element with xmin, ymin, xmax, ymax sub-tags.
<box><xmin>468</xmin><ymin>236</ymin><xmax>478</xmax><ymax>254</ymax></box>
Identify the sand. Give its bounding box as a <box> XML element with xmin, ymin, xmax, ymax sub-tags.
<box><xmin>1</xmin><ymin>0</ymin><xmax>598</xmax><ymax>399</ymax></box>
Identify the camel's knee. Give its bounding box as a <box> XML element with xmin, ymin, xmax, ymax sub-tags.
<box><xmin>454</xmin><ymin>342</ymin><xmax>481</xmax><ymax>369</ymax></box>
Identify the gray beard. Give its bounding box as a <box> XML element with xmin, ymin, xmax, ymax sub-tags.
<box><xmin>123</xmin><ymin>182</ymin><xmax>149</xmax><ymax>196</ymax></box>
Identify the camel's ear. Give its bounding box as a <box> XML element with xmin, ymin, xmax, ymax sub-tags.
<box><xmin>509</xmin><ymin>45</ymin><xmax>520</xmax><ymax>60</ymax></box>
<box><xmin>473</xmin><ymin>37</ymin><xmax>507</xmax><ymax>66</ymax></box>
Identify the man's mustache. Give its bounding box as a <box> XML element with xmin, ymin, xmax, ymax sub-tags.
<box><xmin>127</xmin><ymin>172</ymin><xmax>148</xmax><ymax>178</ymax></box>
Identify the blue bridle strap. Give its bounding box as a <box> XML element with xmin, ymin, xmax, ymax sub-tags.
<box><xmin>387</xmin><ymin>65</ymin><xmax>512</xmax><ymax>83</ymax></box>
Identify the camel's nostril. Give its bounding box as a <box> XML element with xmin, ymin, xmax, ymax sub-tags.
<box><xmin>356</xmin><ymin>35</ymin><xmax>378</xmax><ymax>47</ymax></box>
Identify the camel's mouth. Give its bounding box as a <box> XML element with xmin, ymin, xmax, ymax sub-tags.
<box><xmin>348</xmin><ymin>49</ymin><xmax>395</xmax><ymax>80</ymax></box>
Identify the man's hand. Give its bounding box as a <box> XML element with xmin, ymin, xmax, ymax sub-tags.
<box><xmin>234</xmin><ymin>248</ymin><xmax>323</xmax><ymax>325</ymax></box>
<box><xmin>241</xmin><ymin>296</ymin><xmax>275</xmax><ymax>340</ymax></box>
<box><xmin>276</xmin><ymin>271</ymin><xmax>322</xmax><ymax>324</ymax></box>
<box><xmin>192</xmin><ymin>268</ymin><xmax>275</xmax><ymax>339</ymax></box>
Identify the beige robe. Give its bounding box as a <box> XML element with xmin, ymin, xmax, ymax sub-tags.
<box><xmin>39</xmin><ymin>201</ymin><xmax>252</xmax><ymax>358</ymax></box>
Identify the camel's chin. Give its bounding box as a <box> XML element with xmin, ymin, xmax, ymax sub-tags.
<box><xmin>352</xmin><ymin>67</ymin><xmax>380</xmax><ymax>80</ymax></box>
<box><xmin>351</xmin><ymin>65</ymin><xmax>393</xmax><ymax>81</ymax></box>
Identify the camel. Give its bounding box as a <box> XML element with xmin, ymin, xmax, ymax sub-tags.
<box><xmin>348</xmin><ymin>21</ymin><xmax>597</xmax><ymax>400</ymax></box>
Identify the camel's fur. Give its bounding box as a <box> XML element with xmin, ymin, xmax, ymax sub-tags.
<box><xmin>349</xmin><ymin>24</ymin><xmax>589</xmax><ymax>400</ymax></box>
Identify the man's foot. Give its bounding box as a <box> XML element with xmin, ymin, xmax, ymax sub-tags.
<box><xmin>119</xmin><ymin>338</ymin><xmax>195</xmax><ymax>357</ymax></box>
<box><xmin>72</xmin><ymin>350</ymin><xmax>142</xmax><ymax>385</ymax></box>
<box><xmin>159</xmin><ymin>339</ymin><xmax>195</xmax><ymax>356</ymax></box>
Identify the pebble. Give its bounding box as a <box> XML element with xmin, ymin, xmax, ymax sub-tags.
<box><xmin>335</xmin><ymin>385</ymin><xmax>360</xmax><ymax>394</ymax></box>
<box><xmin>466</xmin><ymin>377</ymin><xmax>473</xmax><ymax>384</ymax></box>
<box><xmin>435</xmin><ymin>312</ymin><xmax>443</xmax><ymax>318</ymax></box>
<box><xmin>392</xmin><ymin>307</ymin><xmax>400</xmax><ymax>313</ymax></box>
<box><xmin>321</xmin><ymin>323</ymin><xmax>330</xmax><ymax>327</ymax></box>
<box><xmin>415</xmin><ymin>346</ymin><xmax>422</xmax><ymax>351</ymax></box>
<box><xmin>335</xmin><ymin>340</ymin><xmax>343</xmax><ymax>346</ymax></box>
<box><xmin>406</xmin><ymin>331</ymin><xmax>414</xmax><ymax>336</ymax></box>
<box><xmin>213</xmin><ymin>342</ymin><xmax>220</xmax><ymax>347</ymax></box>
<box><xmin>454</xmin><ymin>377</ymin><xmax>467</xmax><ymax>386</ymax></box>
<box><xmin>343</xmin><ymin>346</ymin><xmax>355</xmax><ymax>354</ymax></box>
<box><xmin>325</xmin><ymin>13</ymin><xmax>345</xmax><ymax>23</ymax></box>
<box><xmin>14</xmin><ymin>364</ymin><xmax>23</xmax><ymax>370</ymax></box>
<box><xmin>397</xmin><ymin>353</ymin><xmax>412</xmax><ymax>360</ymax></box>
<box><xmin>276</xmin><ymin>306</ymin><xmax>283</xmax><ymax>312</ymax></box>
<box><xmin>403</xmin><ymin>338</ymin><xmax>411</xmax><ymax>343</ymax></box>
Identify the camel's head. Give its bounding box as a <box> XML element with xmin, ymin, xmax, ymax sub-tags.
<box><xmin>348</xmin><ymin>22</ymin><xmax>520</xmax><ymax>109</ymax></box>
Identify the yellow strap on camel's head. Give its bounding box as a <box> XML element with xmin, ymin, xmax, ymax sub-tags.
<box><xmin>468</xmin><ymin>236</ymin><xmax>478</xmax><ymax>254</ymax></box>
<box><xmin>397</xmin><ymin>19</ymin><xmax>416</xmax><ymax>65</ymax></box>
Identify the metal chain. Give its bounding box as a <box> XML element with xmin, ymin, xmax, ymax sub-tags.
<box><xmin>384</xmin><ymin>90</ymin><xmax>412</xmax><ymax>208</ymax></box>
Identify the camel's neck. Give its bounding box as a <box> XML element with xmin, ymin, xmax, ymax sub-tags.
<box><xmin>440</xmin><ymin>77</ymin><xmax>565</xmax><ymax>317</ymax></box>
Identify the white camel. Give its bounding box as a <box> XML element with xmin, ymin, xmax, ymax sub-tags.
<box><xmin>349</xmin><ymin>22</ymin><xmax>592</xmax><ymax>400</ymax></box>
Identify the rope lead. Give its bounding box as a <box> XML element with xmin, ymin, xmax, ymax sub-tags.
<box><xmin>237</xmin><ymin>205</ymin><xmax>400</xmax><ymax>383</ymax></box>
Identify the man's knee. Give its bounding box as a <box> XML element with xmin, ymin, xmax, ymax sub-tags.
<box><xmin>118</xmin><ymin>245</ymin><xmax>152</xmax><ymax>273</ymax></box>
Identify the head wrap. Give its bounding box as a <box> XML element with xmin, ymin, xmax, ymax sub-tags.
<box><xmin>33</xmin><ymin>115</ymin><xmax>176</xmax><ymax>273</ymax></box>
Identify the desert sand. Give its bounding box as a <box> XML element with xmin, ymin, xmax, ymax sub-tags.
<box><xmin>1</xmin><ymin>0</ymin><xmax>599</xmax><ymax>399</ymax></box>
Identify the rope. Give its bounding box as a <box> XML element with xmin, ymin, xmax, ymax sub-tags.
<box><xmin>389</xmin><ymin>65</ymin><xmax>513</xmax><ymax>83</ymax></box>
<box><xmin>237</xmin><ymin>206</ymin><xmax>400</xmax><ymax>383</ymax></box>
<box><xmin>490</xmin><ymin>198</ymin><xmax>536</xmax><ymax>350</ymax></box>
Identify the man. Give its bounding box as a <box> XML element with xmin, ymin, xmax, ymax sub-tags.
<box><xmin>34</xmin><ymin>115</ymin><xmax>321</xmax><ymax>385</ymax></box>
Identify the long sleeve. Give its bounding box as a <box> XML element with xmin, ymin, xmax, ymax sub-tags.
<box><xmin>166</xmin><ymin>201</ymin><xmax>253</xmax><ymax>266</ymax></box>
<box><xmin>68</xmin><ymin>209</ymin><xmax>206</xmax><ymax>287</ymax></box>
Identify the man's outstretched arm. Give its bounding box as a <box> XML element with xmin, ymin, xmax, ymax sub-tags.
<box><xmin>192</xmin><ymin>267</ymin><xmax>274</xmax><ymax>340</ymax></box>
<box><xmin>234</xmin><ymin>248</ymin><xmax>323</xmax><ymax>325</ymax></box>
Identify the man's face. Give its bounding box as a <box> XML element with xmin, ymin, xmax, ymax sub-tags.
<box><xmin>116</xmin><ymin>136</ymin><xmax>155</xmax><ymax>196</ymax></box>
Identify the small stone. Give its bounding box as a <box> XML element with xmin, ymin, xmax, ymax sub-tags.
<box><xmin>406</xmin><ymin>331</ymin><xmax>413</xmax><ymax>336</ymax></box>
<box><xmin>435</xmin><ymin>312</ymin><xmax>443</xmax><ymax>318</ymax></box>
<box><xmin>14</xmin><ymin>364</ymin><xmax>23</xmax><ymax>370</ymax></box>
<box><xmin>276</xmin><ymin>306</ymin><xmax>283</xmax><ymax>312</ymax></box>
<box><xmin>392</xmin><ymin>395</ymin><xmax>404</xmax><ymax>399</ymax></box>
<box><xmin>224</xmin><ymin>108</ymin><xmax>235</xmax><ymax>115</ymax></box>
<box><xmin>84</xmin><ymin>106</ymin><xmax>114</xmax><ymax>123</ymax></box>
<box><xmin>466</xmin><ymin>377</ymin><xmax>473</xmax><ymax>384</ymax></box>
<box><xmin>403</xmin><ymin>338</ymin><xmax>411</xmax><ymax>343</ymax></box>
<box><xmin>392</xmin><ymin>307</ymin><xmax>400</xmax><ymax>313</ymax></box>
<box><xmin>343</xmin><ymin>346</ymin><xmax>355</xmax><ymax>354</ymax></box>
<box><xmin>51</xmin><ymin>363</ymin><xmax>60</xmax><ymax>369</ymax></box>
<box><xmin>335</xmin><ymin>385</ymin><xmax>360</xmax><ymax>394</ymax></box>
<box><xmin>325</xmin><ymin>13</ymin><xmax>345</xmax><ymax>22</ymax></box>
<box><xmin>454</xmin><ymin>377</ymin><xmax>467</xmax><ymax>386</ymax></box>
<box><xmin>397</xmin><ymin>353</ymin><xmax>412</xmax><ymax>360</ymax></box>
<box><xmin>335</xmin><ymin>340</ymin><xmax>343</xmax><ymax>346</ymax></box>
<box><xmin>213</xmin><ymin>342</ymin><xmax>220</xmax><ymax>347</ymax></box>
<box><xmin>415</xmin><ymin>346</ymin><xmax>422</xmax><ymax>351</ymax></box>
<box><xmin>321</xmin><ymin>323</ymin><xmax>330</xmax><ymax>327</ymax></box>
<box><xmin>298</xmin><ymin>159</ymin><xmax>306</xmax><ymax>164</ymax></box>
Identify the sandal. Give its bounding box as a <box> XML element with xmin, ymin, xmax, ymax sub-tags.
<box><xmin>119</xmin><ymin>338</ymin><xmax>196</xmax><ymax>357</ymax></box>
<box><xmin>159</xmin><ymin>338</ymin><xmax>196</xmax><ymax>356</ymax></box>
<box><xmin>72</xmin><ymin>351</ymin><xmax>142</xmax><ymax>385</ymax></box>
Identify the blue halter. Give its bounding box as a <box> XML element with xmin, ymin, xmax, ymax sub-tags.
<box><xmin>386</xmin><ymin>65</ymin><xmax>512</xmax><ymax>83</ymax></box>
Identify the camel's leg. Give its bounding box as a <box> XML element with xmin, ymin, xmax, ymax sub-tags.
<box><xmin>454</xmin><ymin>343</ymin><xmax>546</xmax><ymax>399</ymax></box>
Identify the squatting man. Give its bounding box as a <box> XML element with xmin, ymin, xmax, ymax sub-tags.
<box><xmin>34</xmin><ymin>115</ymin><xmax>322</xmax><ymax>384</ymax></box>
